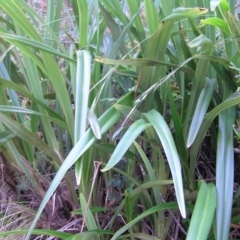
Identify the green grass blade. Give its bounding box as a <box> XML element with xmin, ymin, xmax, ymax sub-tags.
<box><xmin>127</xmin><ymin>0</ymin><xmax>146</xmax><ymax>50</ymax></box>
<box><xmin>142</xmin><ymin>110</ymin><xmax>186</xmax><ymax>218</ymax></box>
<box><xmin>114</xmin><ymin>104</ymin><xmax>141</xmax><ymax>121</ymax></box>
<box><xmin>144</xmin><ymin>0</ymin><xmax>159</xmax><ymax>34</ymax></box>
<box><xmin>200</xmin><ymin>17</ymin><xmax>231</xmax><ymax>36</ymax></box>
<box><xmin>77</xmin><ymin>0</ymin><xmax>89</xmax><ymax>49</ymax></box>
<box><xmin>167</xmin><ymin>82</ymin><xmax>187</xmax><ymax>163</ymax></box>
<box><xmin>95</xmin><ymin>56</ymin><xmax>195</xmax><ymax>76</ymax></box>
<box><xmin>19</xmin><ymin>50</ymin><xmax>59</xmax><ymax>149</ymax></box>
<box><xmin>99</xmin><ymin>3</ymin><xmax>128</xmax><ymax>56</ymax></box>
<box><xmin>0</xmin><ymin>106</ymin><xmax>68</xmax><ymax>129</ymax></box>
<box><xmin>0</xmin><ymin>61</ymin><xmax>34</xmax><ymax>161</ymax></box>
<box><xmin>184</xmin><ymin>34</ymin><xmax>213</xmax><ymax>136</ymax></box>
<box><xmin>227</xmin><ymin>11</ymin><xmax>240</xmax><ymax>51</ymax></box>
<box><xmin>125</xmin><ymin>189</ymin><xmax>132</xmax><ymax>223</ymax></box>
<box><xmin>45</xmin><ymin>0</ymin><xmax>57</xmax><ymax>47</ymax></box>
<box><xmin>138</xmin><ymin>20</ymin><xmax>174</xmax><ymax>100</ymax></box>
<box><xmin>215</xmin><ymin>108</ymin><xmax>235</xmax><ymax>240</ymax></box>
<box><xmin>88</xmin><ymin>109</ymin><xmax>101</xmax><ymax>139</ymax></box>
<box><xmin>190</xmin><ymin>92</ymin><xmax>240</xmax><ymax>185</ymax></box>
<box><xmin>186</xmin><ymin>181</ymin><xmax>216</xmax><ymax>240</ymax></box>
<box><xmin>74</xmin><ymin>50</ymin><xmax>92</xmax><ymax>186</ymax></box>
<box><xmin>74</xmin><ymin>50</ymin><xmax>91</xmax><ymax>143</ymax></box>
<box><xmin>117</xmin><ymin>233</ymin><xmax>161</xmax><ymax>240</ymax></box>
<box><xmin>162</xmin><ymin>7</ymin><xmax>208</xmax><ymax>21</ymax></box>
<box><xmin>80</xmin><ymin>193</ymin><xmax>98</xmax><ymax>231</ymax></box>
<box><xmin>0</xmin><ymin>0</ymin><xmax>41</xmax><ymax>40</ymax></box>
<box><xmin>0</xmin><ymin>78</ymin><xmax>64</xmax><ymax>120</ymax></box>
<box><xmin>187</xmin><ymin>78</ymin><xmax>216</xmax><ymax>147</ymax></box>
<box><xmin>111</xmin><ymin>202</ymin><xmax>188</xmax><ymax>240</ymax></box>
<box><xmin>0</xmin><ymin>112</ymin><xmax>61</xmax><ymax>162</ymax></box>
<box><xmin>68</xmin><ymin>232</ymin><xmax>100</xmax><ymax>240</ymax></box>
<box><xmin>0</xmin><ymin>230</ymin><xmax>72</xmax><ymax>239</ymax></box>
<box><xmin>101</xmin><ymin>119</ymin><xmax>151</xmax><ymax>172</ymax></box>
<box><xmin>0</xmin><ymin>131</ymin><xmax>16</xmax><ymax>146</ymax></box>
<box><xmin>133</xmin><ymin>141</ymin><xmax>165</xmax><ymax>224</ymax></box>
<box><xmin>0</xmin><ymin>32</ymin><xmax>74</xmax><ymax>61</ymax></box>
<box><xmin>133</xmin><ymin>140</ymin><xmax>163</xmax><ymax>203</ymax></box>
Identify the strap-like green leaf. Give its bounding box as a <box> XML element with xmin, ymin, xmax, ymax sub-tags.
<box><xmin>187</xmin><ymin>78</ymin><xmax>216</xmax><ymax>147</ymax></box>
<box><xmin>187</xmin><ymin>181</ymin><xmax>216</xmax><ymax>240</ymax></box>
<box><xmin>163</xmin><ymin>7</ymin><xmax>208</xmax><ymax>21</ymax></box>
<box><xmin>142</xmin><ymin>110</ymin><xmax>186</xmax><ymax>218</ymax></box>
<box><xmin>101</xmin><ymin>119</ymin><xmax>151</xmax><ymax>172</ymax></box>
<box><xmin>215</xmin><ymin>108</ymin><xmax>235</xmax><ymax>240</ymax></box>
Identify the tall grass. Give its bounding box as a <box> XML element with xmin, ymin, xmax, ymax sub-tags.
<box><xmin>0</xmin><ymin>0</ymin><xmax>239</xmax><ymax>239</ymax></box>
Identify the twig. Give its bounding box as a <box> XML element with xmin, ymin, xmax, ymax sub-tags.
<box><xmin>160</xmin><ymin>193</ymin><xmax>187</xmax><ymax>236</ymax></box>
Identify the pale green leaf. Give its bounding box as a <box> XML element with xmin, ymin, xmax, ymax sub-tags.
<box><xmin>186</xmin><ymin>181</ymin><xmax>216</xmax><ymax>240</ymax></box>
<box><xmin>101</xmin><ymin>119</ymin><xmax>151</xmax><ymax>172</ymax></box>
<box><xmin>142</xmin><ymin>110</ymin><xmax>186</xmax><ymax>218</ymax></box>
<box><xmin>187</xmin><ymin>78</ymin><xmax>216</xmax><ymax>147</ymax></box>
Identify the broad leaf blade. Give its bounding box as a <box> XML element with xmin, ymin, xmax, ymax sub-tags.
<box><xmin>187</xmin><ymin>78</ymin><xmax>216</xmax><ymax>147</ymax></box>
<box><xmin>101</xmin><ymin>119</ymin><xmax>151</xmax><ymax>172</ymax></box>
<box><xmin>142</xmin><ymin>110</ymin><xmax>186</xmax><ymax>218</ymax></box>
<box><xmin>215</xmin><ymin>108</ymin><xmax>235</xmax><ymax>240</ymax></box>
<box><xmin>187</xmin><ymin>181</ymin><xmax>216</xmax><ymax>240</ymax></box>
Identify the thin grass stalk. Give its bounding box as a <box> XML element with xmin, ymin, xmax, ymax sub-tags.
<box><xmin>45</xmin><ymin>0</ymin><xmax>55</xmax><ymax>47</ymax></box>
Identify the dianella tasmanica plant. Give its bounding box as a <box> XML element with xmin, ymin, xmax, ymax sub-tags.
<box><xmin>0</xmin><ymin>0</ymin><xmax>240</xmax><ymax>240</ymax></box>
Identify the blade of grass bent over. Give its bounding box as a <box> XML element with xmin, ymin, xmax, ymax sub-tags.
<box><xmin>162</xmin><ymin>7</ymin><xmax>208</xmax><ymax>21</ymax></box>
<box><xmin>142</xmin><ymin>110</ymin><xmax>186</xmax><ymax>218</ymax></box>
<box><xmin>101</xmin><ymin>119</ymin><xmax>151</xmax><ymax>172</ymax></box>
<box><xmin>190</xmin><ymin>91</ymin><xmax>240</xmax><ymax>177</ymax></box>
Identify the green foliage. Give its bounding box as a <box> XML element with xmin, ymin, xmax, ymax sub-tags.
<box><xmin>0</xmin><ymin>0</ymin><xmax>239</xmax><ymax>239</ymax></box>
